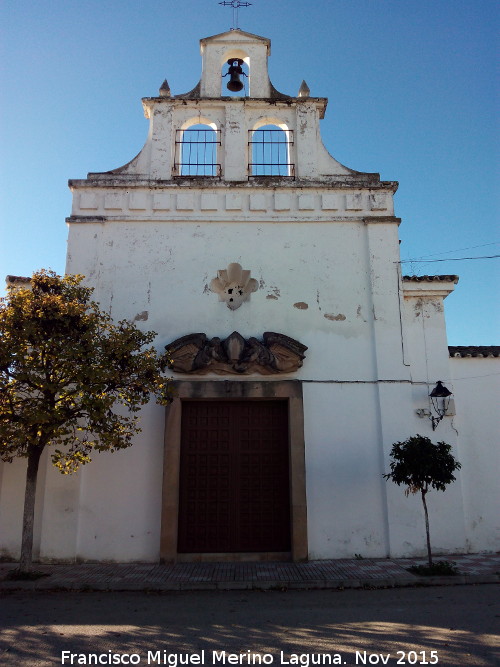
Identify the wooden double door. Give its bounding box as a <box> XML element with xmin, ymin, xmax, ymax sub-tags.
<box><xmin>178</xmin><ymin>400</ymin><xmax>291</xmax><ymax>554</ymax></box>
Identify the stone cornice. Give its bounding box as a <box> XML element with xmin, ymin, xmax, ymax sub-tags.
<box><xmin>141</xmin><ymin>97</ymin><xmax>328</xmax><ymax>119</ymax></box>
<box><xmin>142</xmin><ymin>96</ymin><xmax>327</xmax><ymax>104</ymax></box>
<box><xmin>402</xmin><ymin>276</ymin><xmax>458</xmax><ymax>299</ymax></box>
<box><xmin>66</xmin><ymin>215</ymin><xmax>401</xmax><ymax>225</ymax></box>
<box><xmin>69</xmin><ymin>177</ymin><xmax>397</xmax><ymax>190</ymax></box>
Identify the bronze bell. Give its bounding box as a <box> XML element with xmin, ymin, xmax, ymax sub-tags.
<box><xmin>226</xmin><ymin>58</ymin><xmax>244</xmax><ymax>92</ymax></box>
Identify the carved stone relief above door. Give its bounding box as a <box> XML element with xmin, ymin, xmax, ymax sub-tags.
<box><xmin>165</xmin><ymin>331</ymin><xmax>307</xmax><ymax>375</ymax></box>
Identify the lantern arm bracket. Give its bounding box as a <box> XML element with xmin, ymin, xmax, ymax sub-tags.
<box><xmin>430</xmin><ymin>414</ymin><xmax>445</xmax><ymax>431</ymax></box>
<box><xmin>428</xmin><ymin>381</ymin><xmax>453</xmax><ymax>431</ymax></box>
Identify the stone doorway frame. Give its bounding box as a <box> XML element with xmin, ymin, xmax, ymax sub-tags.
<box><xmin>160</xmin><ymin>380</ymin><xmax>308</xmax><ymax>563</ymax></box>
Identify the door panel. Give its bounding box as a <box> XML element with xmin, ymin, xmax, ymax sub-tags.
<box><xmin>178</xmin><ymin>400</ymin><xmax>290</xmax><ymax>553</ymax></box>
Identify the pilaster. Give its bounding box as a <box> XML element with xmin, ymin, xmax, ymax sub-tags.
<box><xmin>150</xmin><ymin>104</ymin><xmax>173</xmax><ymax>179</ymax></box>
<box><xmin>295</xmin><ymin>104</ymin><xmax>319</xmax><ymax>180</ymax></box>
<box><xmin>224</xmin><ymin>103</ymin><xmax>248</xmax><ymax>181</ymax></box>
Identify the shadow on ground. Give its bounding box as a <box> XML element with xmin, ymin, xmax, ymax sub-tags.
<box><xmin>1</xmin><ymin>585</ymin><xmax>498</xmax><ymax>666</ymax></box>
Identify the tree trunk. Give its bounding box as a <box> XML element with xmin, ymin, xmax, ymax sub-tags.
<box><xmin>19</xmin><ymin>445</ymin><xmax>44</xmax><ymax>572</ymax></box>
<box><xmin>421</xmin><ymin>488</ymin><xmax>433</xmax><ymax>568</ymax></box>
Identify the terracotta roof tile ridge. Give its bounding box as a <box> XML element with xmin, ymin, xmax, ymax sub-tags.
<box><xmin>403</xmin><ymin>275</ymin><xmax>459</xmax><ymax>283</ymax></box>
<box><xmin>449</xmin><ymin>346</ymin><xmax>500</xmax><ymax>358</ymax></box>
<box><xmin>6</xmin><ymin>275</ymin><xmax>31</xmax><ymax>283</ymax></box>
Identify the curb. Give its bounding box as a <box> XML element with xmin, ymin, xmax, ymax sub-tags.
<box><xmin>1</xmin><ymin>574</ymin><xmax>498</xmax><ymax>593</ymax></box>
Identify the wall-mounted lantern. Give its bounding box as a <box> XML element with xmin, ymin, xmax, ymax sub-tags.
<box><xmin>429</xmin><ymin>381</ymin><xmax>453</xmax><ymax>430</ymax></box>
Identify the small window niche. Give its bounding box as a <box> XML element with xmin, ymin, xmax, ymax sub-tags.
<box><xmin>174</xmin><ymin>122</ymin><xmax>221</xmax><ymax>177</ymax></box>
<box><xmin>249</xmin><ymin>124</ymin><xmax>294</xmax><ymax>177</ymax></box>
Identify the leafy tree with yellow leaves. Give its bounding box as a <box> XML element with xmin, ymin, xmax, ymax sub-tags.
<box><xmin>0</xmin><ymin>270</ymin><xmax>172</xmax><ymax>573</ymax></box>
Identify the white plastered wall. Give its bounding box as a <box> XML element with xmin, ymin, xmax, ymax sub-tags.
<box><xmin>1</xmin><ymin>223</ymin><xmax>495</xmax><ymax>560</ymax></box>
<box><xmin>398</xmin><ymin>282</ymin><xmax>469</xmax><ymax>557</ymax></box>
<box><xmin>450</xmin><ymin>357</ymin><xmax>500</xmax><ymax>553</ymax></box>
<box><xmin>37</xmin><ymin>215</ymin><xmax>408</xmax><ymax>561</ymax></box>
<box><xmin>58</xmin><ymin>215</ymin><xmax>453</xmax><ymax>561</ymax></box>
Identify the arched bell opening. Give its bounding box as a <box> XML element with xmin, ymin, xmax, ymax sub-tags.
<box><xmin>221</xmin><ymin>49</ymin><xmax>250</xmax><ymax>96</ymax></box>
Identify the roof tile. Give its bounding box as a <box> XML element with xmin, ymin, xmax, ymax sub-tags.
<box><xmin>403</xmin><ymin>275</ymin><xmax>459</xmax><ymax>283</ymax></box>
<box><xmin>5</xmin><ymin>275</ymin><xmax>31</xmax><ymax>284</ymax></box>
<box><xmin>449</xmin><ymin>346</ymin><xmax>500</xmax><ymax>358</ymax></box>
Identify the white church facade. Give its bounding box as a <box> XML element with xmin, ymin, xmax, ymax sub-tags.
<box><xmin>1</xmin><ymin>29</ymin><xmax>498</xmax><ymax>563</ymax></box>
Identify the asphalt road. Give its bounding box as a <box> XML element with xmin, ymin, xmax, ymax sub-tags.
<box><xmin>0</xmin><ymin>584</ymin><xmax>498</xmax><ymax>667</ymax></box>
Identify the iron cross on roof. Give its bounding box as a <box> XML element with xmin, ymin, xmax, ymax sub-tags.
<box><xmin>219</xmin><ymin>1</ymin><xmax>252</xmax><ymax>30</ymax></box>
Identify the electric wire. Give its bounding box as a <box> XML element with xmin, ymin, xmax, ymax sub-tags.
<box><xmin>398</xmin><ymin>255</ymin><xmax>500</xmax><ymax>263</ymax></box>
<box><xmin>403</xmin><ymin>241</ymin><xmax>500</xmax><ymax>261</ymax></box>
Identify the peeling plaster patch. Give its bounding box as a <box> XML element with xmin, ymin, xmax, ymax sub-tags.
<box><xmin>294</xmin><ymin>302</ymin><xmax>308</xmax><ymax>310</ymax></box>
<box><xmin>369</xmin><ymin>193</ymin><xmax>388</xmax><ymax>211</ymax></box>
<box><xmin>324</xmin><ymin>313</ymin><xmax>346</xmax><ymax>321</ymax></box>
<box><xmin>203</xmin><ymin>283</ymin><xmax>211</xmax><ymax>294</ymax></box>
<box><xmin>356</xmin><ymin>305</ymin><xmax>367</xmax><ymax>322</ymax></box>
<box><xmin>346</xmin><ymin>193</ymin><xmax>363</xmax><ymax>211</ymax></box>
<box><xmin>316</xmin><ymin>290</ymin><xmax>321</xmax><ymax>311</ymax></box>
<box><xmin>134</xmin><ymin>311</ymin><xmax>149</xmax><ymax>321</ymax></box>
<box><xmin>413</xmin><ymin>299</ymin><xmax>423</xmax><ymax>317</ymax></box>
<box><xmin>259</xmin><ymin>278</ymin><xmax>266</xmax><ymax>289</ymax></box>
<box><xmin>266</xmin><ymin>285</ymin><xmax>280</xmax><ymax>299</ymax></box>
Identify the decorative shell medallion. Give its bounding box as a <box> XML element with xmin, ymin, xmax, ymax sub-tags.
<box><xmin>210</xmin><ymin>262</ymin><xmax>258</xmax><ymax>310</ymax></box>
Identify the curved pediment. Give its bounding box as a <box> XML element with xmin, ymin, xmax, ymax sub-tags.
<box><xmin>166</xmin><ymin>331</ymin><xmax>307</xmax><ymax>375</ymax></box>
<box><xmin>200</xmin><ymin>30</ymin><xmax>271</xmax><ymax>51</ymax></box>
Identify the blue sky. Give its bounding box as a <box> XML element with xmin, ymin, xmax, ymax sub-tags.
<box><xmin>1</xmin><ymin>0</ymin><xmax>498</xmax><ymax>345</ymax></box>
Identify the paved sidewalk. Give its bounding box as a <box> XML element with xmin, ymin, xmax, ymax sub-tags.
<box><xmin>1</xmin><ymin>553</ymin><xmax>499</xmax><ymax>591</ymax></box>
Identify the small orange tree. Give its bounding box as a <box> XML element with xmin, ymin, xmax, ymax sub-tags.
<box><xmin>384</xmin><ymin>435</ymin><xmax>461</xmax><ymax>567</ymax></box>
<box><xmin>0</xmin><ymin>270</ymin><xmax>172</xmax><ymax>572</ymax></box>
